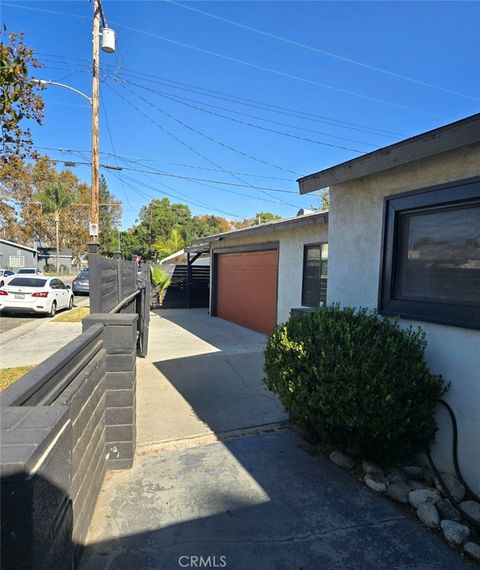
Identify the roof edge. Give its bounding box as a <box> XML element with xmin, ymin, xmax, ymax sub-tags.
<box><xmin>193</xmin><ymin>211</ymin><xmax>328</xmax><ymax>246</ymax></box>
<box><xmin>298</xmin><ymin>113</ymin><xmax>480</xmax><ymax>194</ymax></box>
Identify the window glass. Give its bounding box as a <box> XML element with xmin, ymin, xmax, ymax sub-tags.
<box><xmin>8</xmin><ymin>278</ymin><xmax>47</xmax><ymax>287</ymax></box>
<box><xmin>302</xmin><ymin>244</ymin><xmax>328</xmax><ymax>307</ymax></box>
<box><xmin>395</xmin><ymin>204</ymin><xmax>480</xmax><ymax>305</ymax></box>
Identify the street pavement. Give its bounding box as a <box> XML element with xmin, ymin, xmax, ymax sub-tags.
<box><xmin>80</xmin><ymin>309</ymin><xmax>468</xmax><ymax>570</ymax></box>
<box><xmin>0</xmin><ymin>296</ymin><xmax>89</xmax><ymax>368</ymax></box>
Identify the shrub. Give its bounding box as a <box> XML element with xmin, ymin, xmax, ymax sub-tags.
<box><xmin>43</xmin><ymin>264</ymin><xmax>56</xmax><ymax>273</ymax></box>
<box><xmin>263</xmin><ymin>306</ymin><xmax>449</xmax><ymax>464</ymax></box>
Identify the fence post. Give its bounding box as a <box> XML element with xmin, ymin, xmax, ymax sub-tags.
<box><xmin>87</xmin><ymin>242</ymin><xmax>102</xmax><ymax>313</ymax></box>
<box><xmin>113</xmin><ymin>252</ymin><xmax>123</xmax><ymax>308</ymax></box>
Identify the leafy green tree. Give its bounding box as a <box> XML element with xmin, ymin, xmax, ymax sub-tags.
<box><xmin>98</xmin><ymin>176</ymin><xmax>122</xmax><ymax>256</ymax></box>
<box><xmin>119</xmin><ymin>230</ymin><xmax>142</xmax><ymax>259</ymax></box>
<box><xmin>37</xmin><ymin>179</ymin><xmax>77</xmax><ymax>271</ymax></box>
<box><xmin>1</xmin><ymin>32</ymin><xmax>45</xmax><ymax>159</ymax></box>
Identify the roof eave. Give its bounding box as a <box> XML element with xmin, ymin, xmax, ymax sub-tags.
<box><xmin>298</xmin><ymin>113</ymin><xmax>480</xmax><ymax>194</ymax></box>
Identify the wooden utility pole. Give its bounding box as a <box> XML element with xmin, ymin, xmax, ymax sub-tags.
<box><xmin>91</xmin><ymin>0</ymin><xmax>101</xmax><ymax>242</ymax></box>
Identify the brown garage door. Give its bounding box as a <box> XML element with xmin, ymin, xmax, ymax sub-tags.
<box><xmin>215</xmin><ymin>249</ymin><xmax>278</xmax><ymax>334</ymax></box>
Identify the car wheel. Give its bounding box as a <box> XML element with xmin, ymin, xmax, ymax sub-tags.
<box><xmin>49</xmin><ymin>301</ymin><xmax>57</xmax><ymax>318</ymax></box>
<box><xmin>68</xmin><ymin>296</ymin><xmax>74</xmax><ymax>310</ymax></box>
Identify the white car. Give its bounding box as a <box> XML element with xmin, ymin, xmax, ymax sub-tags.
<box><xmin>15</xmin><ymin>268</ymin><xmax>44</xmax><ymax>276</ymax></box>
<box><xmin>0</xmin><ymin>276</ymin><xmax>74</xmax><ymax>317</ymax></box>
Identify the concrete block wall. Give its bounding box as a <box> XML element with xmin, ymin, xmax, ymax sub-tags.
<box><xmin>1</xmin><ymin>313</ymin><xmax>139</xmax><ymax>569</ymax></box>
<box><xmin>83</xmin><ymin>314</ymin><xmax>138</xmax><ymax>470</ymax></box>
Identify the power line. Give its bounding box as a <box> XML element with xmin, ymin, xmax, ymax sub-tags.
<box><xmin>105</xmin><ymin>81</ymin><xmax>300</xmax><ymax>207</ymax></box>
<box><xmin>107</xmin><ymin>80</ymin><xmax>297</xmax><ymax>176</ymax></box>
<box><xmin>31</xmin><ymin>145</ymin><xmax>295</xmax><ymax>181</ymax></box>
<box><xmin>167</xmin><ymin>0</ymin><xmax>479</xmax><ymax>102</ymax></box>
<box><xmin>109</xmin><ymin>20</ymin><xmax>449</xmax><ymax>119</ymax></box>
<box><xmin>33</xmin><ymin>152</ymin><xmax>301</xmax><ymax>194</ymax></box>
<box><xmin>103</xmin><ymin>65</ymin><xmax>406</xmax><ymax>137</ymax></box>
<box><xmin>108</xmin><ymin>169</ymin><xmax>245</xmax><ymax>219</ymax></box>
<box><xmin>100</xmin><ymin>95</ymin><xmax>134</xmax><ymax>212</ymax></box>
<box><xmin>112</xmin><ymin>75</ymin><xmax>370</xmax><ymax>153</ymax></box>
<box><xmin>110</xmin><ymin>74</ymin><xmax>379</xmax><ymax>148</ymax></box>
<box><xmin>37</xmin><ymin>52</ymin><xmax>409</xmax><ymax>138</ymax></box>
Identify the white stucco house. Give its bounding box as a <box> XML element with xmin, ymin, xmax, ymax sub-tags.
<box><xmin>298</xmin><ymin>113</ymin><xmax>480</xmax><ymax>495</ymax></box>
<box><xmin>191</xmin><ymin>211</ymin><xmax>328</xmax><ymax>334</ymax></box>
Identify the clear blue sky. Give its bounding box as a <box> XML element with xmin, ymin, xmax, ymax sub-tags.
<box><xmin>2</xmin><ymin>1</ymin><xmax>479</xmax><ymax>229</ymax></box>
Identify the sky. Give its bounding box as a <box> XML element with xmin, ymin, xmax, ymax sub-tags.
<box><xmin>2</xmin><ymin>1</ymin><xmax>479</xmax><ymax>229</ymax></box>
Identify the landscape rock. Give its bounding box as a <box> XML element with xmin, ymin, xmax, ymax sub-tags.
<box><xmin>387</xmin><ymin>482</ymin><xmax>411</xmax><ymax>504</ymax></box>
<box><xmin>459</xmin><ymin>500</ymin><xmax>480</xmax><ymax>525</ymax></box>
<box><xmin>403</xmin><ymin>465</ymin><xmax>425</xmax><ymax>481</ymax></box>
<box><xmin>440</xmin><ymin>520</ymin><xmax>470</xmax><ymax>546</ymax></box>
<box><xmin>364</xmin><ymin>472</ymin><xmax>387</xmax><ymax>493</ymax></box>
<box><xmin>329</xmin><ymin>450</ymin><xmax>355</xmax><ymax>470</ymax></box>
<box><xmin>408</xmin><ymin>488</ymin><xmax>441</xmax><ymax>509</ymax></box>
<box><xmin>407</xmin><ymin>479</ymin><xmax>428</xmax><ymax>490</ymax></box>
<box><xmin>417</xmin><ymin>502</ymin><xmax>440</xmax><ymax>529</ymax></box>
<box><xmin>386</xmin><ymin>467</ymin><xmax>407</xmax><ymax>484</ymax></box>
<box><xmin>463</xmin><ymin>542</ymin><xmax>480</xmax><ymax>564</ymax></box>
<box><xmin>436</xmin><ymin>499</ymin><xmax>461</xmax><ymax>522</ymax></box>
<box><xmin>434</xmin><ymin>473</ymin><xmax>465</xmax><ymax>503</ymax></box>
<box><xmin>361</xmin><ymin>460</ymin><xmax>383</xmax><ymax>475</ymax></box>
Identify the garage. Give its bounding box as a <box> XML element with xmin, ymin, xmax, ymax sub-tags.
<box><xmin>214</xmin><ymin>248</ymin><xmax>278</xmax><ymax>334</ymax></box>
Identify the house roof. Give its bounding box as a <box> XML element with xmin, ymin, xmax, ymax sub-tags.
<box><xmin>298</xmin><ymin>113</ymin><xmax>480</xmax><ymax>194</ymax></box>
<box><xmin>190</xmin><ymin>211</ymin><xmax>328</xmax><ymax>251</ymax></box>
<box><xmin>38</xmin><ymin>247</ymin><xmax>73</xmax><ymax>258</ymax></box>
<box><xmin>0</xmin><ymin>238</ymin><xmax>38</xmax><ymax>253</ymax></box>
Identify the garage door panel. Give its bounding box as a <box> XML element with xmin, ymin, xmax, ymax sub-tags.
<box><xmin>216</xmin><ymin>250</ymin><xmax>278</xmax><ymax>334</ymax></box>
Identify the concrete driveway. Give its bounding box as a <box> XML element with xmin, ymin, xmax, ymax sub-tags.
<box><xmin>80</xmin><ymin>309</ymin><xmax>468</xmax><ymax>570</ymax></box>
<box><xmin>136</xmin><ymin>309</ymin><xmax>287</xmax><ymax>447</ymax></box>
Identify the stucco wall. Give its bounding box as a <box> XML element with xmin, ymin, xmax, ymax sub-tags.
<box><xmin>210</xmin><ymin>222</ymin><xmax>328</xmax><ymax>324</ymax></box>
<box><xmin>328</xmin><ymin>144</ymin><xmax>480</xmax><ymax>493</ymax></box>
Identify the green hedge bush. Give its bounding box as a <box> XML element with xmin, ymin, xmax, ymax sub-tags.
<box><xmin>263</xmin><ymin>306</ymin><xmax>448</xmax><ymax>464</ymax></box>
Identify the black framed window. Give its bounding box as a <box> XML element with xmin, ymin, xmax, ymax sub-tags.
<box><xmin>379</xmin><ymin>177</ymin><xmax>480</xmax><ymax>329</ymax></box>
<box><xmin>302</xmin><ymin>243</ymin><xmax>328</xmax><ymax>307</ymax></box>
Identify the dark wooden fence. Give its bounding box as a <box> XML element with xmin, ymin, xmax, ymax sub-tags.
<box><xmin>159</xmin><ymin>264</ymin><xmax>210</xmax><ymax>309</ymax></box>
<box><xmin>88</xmin><ymin>245</ymin><xmax>150</xmax><ymax>356</ymax></box>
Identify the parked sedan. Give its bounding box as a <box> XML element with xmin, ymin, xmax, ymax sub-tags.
<box><xmin>15</xmin><ymin>268</ymin><xmax>44</xmax><ymax>276</ymax></box>
<box><xmin>0</xmin><ymin>269</ymin><xmax>15</xmax><ymax>287</ymax></box>
<box><xmin>0</xmin><ymin>276</ymin><xmax>74</xmax><ymax>317</ymax></box>
<box><xmin>72</xmin><ymin>269</ymin><xmax>89</xmax><ymax>295</ymax></box>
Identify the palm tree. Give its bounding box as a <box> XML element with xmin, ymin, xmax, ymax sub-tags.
<box><xmin>38</xmin><ymin>180</ymin><xmax>75</xmax><ymax>272</ymax></box>
<box><xmin>153</xmin><ymin>227</ymin><xmax>185</xmax><ymax>260</ymax></box>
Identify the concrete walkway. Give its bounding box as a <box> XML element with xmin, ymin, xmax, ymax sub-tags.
<box><xmin>80</xmin><ymin>310</ymin><xmax>468</xmax><ymax>569</ymax></box>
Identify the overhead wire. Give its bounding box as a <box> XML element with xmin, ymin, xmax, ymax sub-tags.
<box><xmin>104</xmin><ymin>81</ymin><xmax>301</xmax><ymax>207</ymax></box>
<box><xmin>109</xmin><ymin>73</ymin><xmax>378</xmax><ymax>148</ymax></box>
<box><xmin>31</xmin><ymin>145</ymin><xmax>295</xmax><ymax>181</ymax></box>
<box><xmin>108</xmin><ymin>19</ymin><xmax>449</xmax><ymax>119</ymax></box>
<box><xmin>111</xmin><ymin>75</ymin><xmax>373</xmax><ymax>152</ymax></box>
<box><xmin>167</xmin><ymin>0</ymin><xmax>479</xmax><ymax>102</ymax></box>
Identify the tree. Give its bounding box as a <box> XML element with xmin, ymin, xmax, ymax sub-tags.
<box><xmin>233</xmin><ymin>211</ymin><xmax>282</xmax><ymax>229</ymax></box>
<box><xmin>153</xmin><ymin>228</ymin><xmax>185</xmax><ymax>260</ymax></box>
<box><xmin>37</xmin><ymin>179</ymin><xmax>76</xmax><ymax>271</ymax></box>
<box><xmin>1</xmin><ymin>32</ymin><xmax>45</xmax><ymax>159</ymax></box>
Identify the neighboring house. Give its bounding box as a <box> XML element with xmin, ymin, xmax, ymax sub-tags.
<box><xmin>37</xmin><ymin>247</ymin><xmax>76</xmax><ymax>273</ymax></box>
<box><xmin>298</xmin><ymin>113</ymin><xmax>480</xmax><ymax>495</ymax></box>
<box><xmin>0</xmin><ymin>239</ymin><xmax>39</xmax><ymax>270</ymax></box>
<box><xmin>192</xmin><ymin>211</ymin><xmax>329</xmax><ymax>334</ymax></box>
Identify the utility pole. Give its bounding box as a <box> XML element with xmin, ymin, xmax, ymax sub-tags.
<box><xmin>91</xmin><ymin>0</ymin><xmax>115</xmax><ymax>243</ymax></box>
<box><xmin>91</xmin><ymin>0</ymin><xmax>101</xmax><ymax>242</ymax></box>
